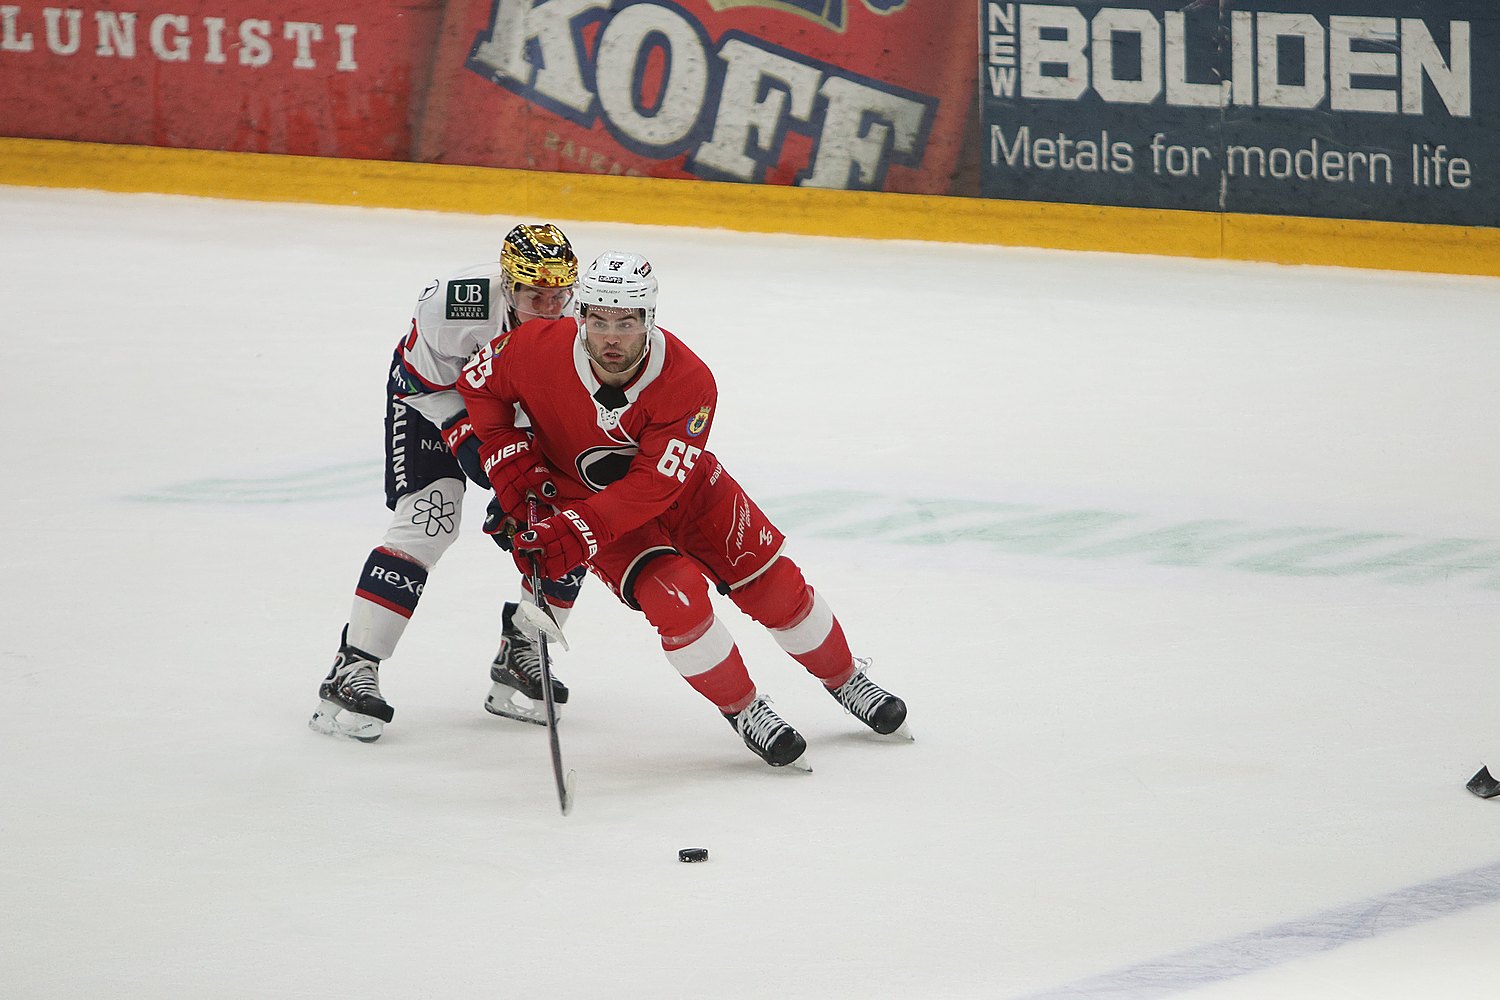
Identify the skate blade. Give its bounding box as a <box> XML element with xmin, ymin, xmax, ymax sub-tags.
<box><xmin>308</xmin><ymin>700</ymin><xmax>385</xmax><ymax>743</ymax></box>
<box><xmin>877</xmin><ymin>719</ymin><xmax>915</xmax><ymax>742</ymax></box>
<box><xmin>484</xmin><ymin>683</ymin><xmax>550</xmax><ymax>727</ymax></box>
<box><xmin>777</xmin><ymin>752</ymin><xmax>814</xmax><ymax>773</ymax></box>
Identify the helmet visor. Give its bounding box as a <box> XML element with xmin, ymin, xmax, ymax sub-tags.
<box><xmin>512</xmin><ymin>281</ymin><xmax>574</xmax><ymax>320</ymax></box>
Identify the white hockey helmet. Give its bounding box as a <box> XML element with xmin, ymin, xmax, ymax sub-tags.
<box><xmin>575</xmin><ymin>251</ymin><xmax>658</xmax><ymax>334</ymax></box>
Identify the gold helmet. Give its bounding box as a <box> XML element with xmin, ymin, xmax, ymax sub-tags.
<box><xmin>501</xmin><ymin>223</ymin><xmax>578</xmax><ymax>288</ymax></box>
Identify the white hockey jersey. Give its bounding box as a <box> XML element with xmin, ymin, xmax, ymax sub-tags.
<box><xmin>392</xmin><ymin>262</ymin><xmax>517</xmax><ymax>431</ymax></box>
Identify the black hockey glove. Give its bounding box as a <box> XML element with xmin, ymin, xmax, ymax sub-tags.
<box><xmin>485</xmin><ymin>497</ymin><xmax>517</xmax><ymax>551</ymax></box>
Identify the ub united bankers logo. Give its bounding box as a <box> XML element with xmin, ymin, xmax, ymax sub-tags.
<box><xmin>446</xmin><ymin>279</ymin><xmax>489</xmax><ymax>320</ymax></box>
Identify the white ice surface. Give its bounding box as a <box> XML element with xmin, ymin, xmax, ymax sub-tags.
<box><xmin>3</xmin><ymin>186</ymin><xmax>1500</xmax><ymax>999</ymax></box>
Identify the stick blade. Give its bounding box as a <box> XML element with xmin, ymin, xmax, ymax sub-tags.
<box><xmin>514</xmin><ymin>600</ymin><xmax>570</xmax><ymax>651</ymax></box>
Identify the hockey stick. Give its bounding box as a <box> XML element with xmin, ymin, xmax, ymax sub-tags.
<box><xmin>525</xmin><ymin>497</ymin><xmax>576</xmax><ymax>816</ymax></box>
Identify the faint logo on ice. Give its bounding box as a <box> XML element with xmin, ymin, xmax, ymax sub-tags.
<box><xmin>771</xmin><ymin>490</ymin><xmax>1500</xmax><ymax>592</ymax></box>
<box><xmin>125</xmin><ymin>468</ymin><xmax>1500</xmax><ymax>591</ymax></box>
<box><xmin>124</xmin><ymin>462</ymin><xmax>375</xmax><ymax>504</ymax></box>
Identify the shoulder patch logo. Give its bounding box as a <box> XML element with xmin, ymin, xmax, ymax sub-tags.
<box><xmin>446</xmin><ymin>279</ymin><xmax>490</xmax><ymax>320</ymax></box>
<box><xmin>686</xmin><ymin>405</ymin><xmax>712</xmax><ymax>437</ymax></box>
<box><xmin>471</xmin><ymin>333</ymin><xmax>510</xmax><ymax>363</ymax></box>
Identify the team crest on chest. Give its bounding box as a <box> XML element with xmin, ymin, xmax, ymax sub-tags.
<box><xmin>686</xmin><ymin>405</ymin><xmax>712</xmax><ymax>437</ymax></box>
<box><xmin>596</xmin><ymin>403</ymin><xmax>622</xmax><ymax>430</ymax></box>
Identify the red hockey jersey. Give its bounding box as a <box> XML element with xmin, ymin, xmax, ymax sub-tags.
<box><xmin>457</xmin><ymin>318</ymin><xmax>718</xmax><ymax>541</ymax></box>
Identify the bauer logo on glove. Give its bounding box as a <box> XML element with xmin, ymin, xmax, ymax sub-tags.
<box><xmin>512</xmin><ymin>505</ymin><xmax>606</xmax><ymax>579</ymax></box>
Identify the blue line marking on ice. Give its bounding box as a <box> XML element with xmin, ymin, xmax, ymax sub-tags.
<box><xmin>1013</xmin><ymin>860</ymin><xmax>1500</xmax><ymax>999</ymax></box>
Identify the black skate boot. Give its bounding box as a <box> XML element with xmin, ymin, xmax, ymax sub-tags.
<box><xmin>308</xmin><ymin>629</ymin><xmax>394</xmax><ymax>743</ymax></box>
<box><xmin>485</xmin><ymin>601</ymin><xmax>569</xmax><ymax>726</ymax></box>
<box><xmin>828</xmin><ymin>658</ymin><xmax>910</xmax><ymax>738</ymax></box>
<box><xmin>725</xmin><ymin>696</ymin><xmax>810</xmax><ymax>770</ymax></box>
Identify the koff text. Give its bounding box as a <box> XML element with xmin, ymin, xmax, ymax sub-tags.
<box><xmin>467</xmin><ymin>0</ymin><xmax>935</xmax><ymax>189</ymax></box>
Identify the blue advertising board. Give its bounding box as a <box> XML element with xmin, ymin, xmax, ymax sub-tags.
<box><xmin>980</xmin><ymin>1</ymin><xmax>1496</xmax><ymax>227</ymax></box>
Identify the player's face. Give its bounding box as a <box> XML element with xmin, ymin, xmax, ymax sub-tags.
<box><xmin>512</xmin><ymin>282</ymin><xmax>574</xmax><ymax>324</ymax></box>
<box><xmin>583</xmin><ymin>307</ymin><xmax>648</xmax><ymax>381</ymax></box>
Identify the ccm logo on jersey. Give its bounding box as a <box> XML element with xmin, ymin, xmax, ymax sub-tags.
<box><xmin>440</xmin><ymin>420</ymin><xmax>473</xmax><ymax>451</ymax></box>
<box><xmin>482</xmin><ymin>439</ymin><xmax>530</xmax><ymax>475</ymax></box>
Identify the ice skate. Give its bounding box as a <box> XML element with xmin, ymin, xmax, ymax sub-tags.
<box><xmin>726</xmin><ymin>696</ymin><xmax>810</xmax><ymax>771</ymax></box>
<box><xmin>309</xmin><ymin>632</ymin><xmax>394</xmax><ymax>743</ymax></box>
<box><xmin>485</xmin><ymin>602</ymin><xmax>569</xmax><ymax>726</ymax></box>
<box><xmin>829</xmin><ymin>658</ymin><xmax>911</xmax><ymax>739</ymax></box>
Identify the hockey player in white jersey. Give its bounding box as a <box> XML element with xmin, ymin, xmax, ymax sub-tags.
<box><xmin>310</xmin><ymin>224</ymin><xmax>587</xmax><ymax>742</ymax></box>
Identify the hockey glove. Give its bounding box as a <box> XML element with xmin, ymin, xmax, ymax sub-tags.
<box><xmin>511</xmin><ymin>505</ymin><xmax>607</xmax><ymax>580</ymax></box>
<box><xmin>482</xmin><ymin>463</ymin><xmax>557</xmax><ymax>547</ymax></box>
<box><xmin>484</xmin><ymin>440</ymin><xmax>558</xmax><ymax>523</ymax></box>
<box><xmin>439</xmin><ymin>414</ymin><xmax>489</xmax><ymax>488</ymax></box>
<box><xmin>483</xmin><ymin>497</ymin><xmax>516</xmax><ymax>551</ymax></box>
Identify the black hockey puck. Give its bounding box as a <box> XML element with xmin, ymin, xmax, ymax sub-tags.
<box><xmin>678</xmin><ymin>847</ymin><xmax>709</xmax><ymax>863</ymax></box>
<box><xmin>1469</xmin><ymin>766</ymin><xmax>1500</xmax><ymax>799</ymax></box>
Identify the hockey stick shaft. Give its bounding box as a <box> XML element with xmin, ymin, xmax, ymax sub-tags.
<box><xmin>526</xmin><ymin>497</ymin><xmax>574</xmax><ymax>816</ymax></box>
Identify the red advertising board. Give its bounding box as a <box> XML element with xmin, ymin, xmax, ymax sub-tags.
<box><xmin>0</xmin><ymin>2</ymin><xmax>441</xmax><ymax>159</ymax></box>
<box><xmin>415</xmin><ymin>0</ymin><xmax>978</xmax><ymax>194</ymax></box>
<box><xmin>0</xmin><ymin>1</ymin><xmax>976</xmax><ymax>193</ymax></box>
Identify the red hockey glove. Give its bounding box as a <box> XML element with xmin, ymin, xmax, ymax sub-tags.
<box><xmin>483</xmin><ymin>438</ymin><xmax>558</xmax><ymax>523</ymax></box>
<box><xmin>439</xmin><ymin>414</ymin><xmax>489</xmax><ymax>488</ymax></box>
<box><xmin>511</xmin><ymin>505</ymin><xmax>608</xmax><ymax>580</ymax></box>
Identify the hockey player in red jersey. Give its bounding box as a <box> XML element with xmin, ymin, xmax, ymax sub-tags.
<box><xmin>310</xmin><ymin>224</ymin><xmax>586</xmax><ymax>743</ymax></box>
<box><xmin>456</xmin><ymin>251</ymin><xmax>909</xmax><ymax>768</ymax></box>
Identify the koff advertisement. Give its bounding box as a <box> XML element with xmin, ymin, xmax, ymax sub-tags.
<box><xmin>0</xmin><ymin>1</ymin><xmax>978</xmax><ymax>195</ymax></box>
<box><xmin>415</xmin><ymin>0</ymin><xmax>977</xmax><ymax>194</ymax></box>
<box><xmin>979</xmin><ymin>1</ymin><xmax>1498</xmax><ymax>226</ymax></box>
